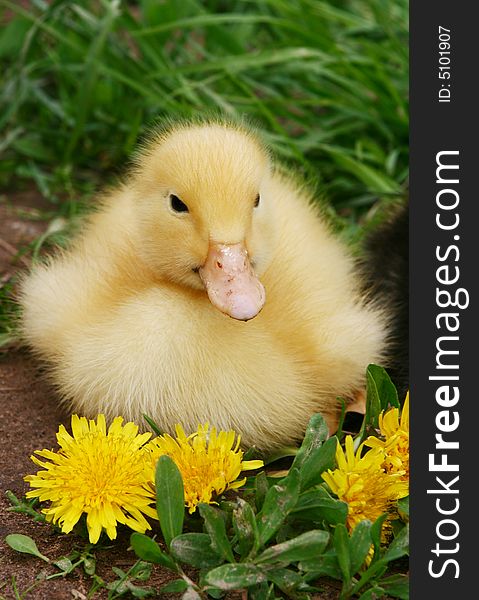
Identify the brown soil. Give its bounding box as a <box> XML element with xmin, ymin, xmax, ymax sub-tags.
<box><xmin>0</xmin><ymin>192</ymin><xmax>380</xmax><ymax>600</ymax></box>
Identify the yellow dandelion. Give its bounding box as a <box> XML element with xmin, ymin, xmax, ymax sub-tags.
<box><xmin>364</xmin><ymin>392</ymin><xmax>409</xmax><ymax>480</ymax></box>
<box><xmin>322</xmin><ymin>436</ymin><xmax>408</xmax><ymax>532</ymax></box>
<box><xmin>145</xmin><ymin>423</ymin><xmax>263</xmax><ymax>513</ymax></box>
<box><xmin>25</xmin><ymin>415</ymin><xmax>157</xmax><ymax>544</ymax></box>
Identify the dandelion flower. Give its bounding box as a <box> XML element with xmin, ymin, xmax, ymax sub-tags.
<box><xmin>25</xmin><ymin>415</ymin><xmax>157</xmax><ymax>544</ymax></box>
<box><xmin>145</xmin><ymin>423</ymin><xmax>263</xmax><ymax>513</ymax></box>
<box><xmin>322</xmin><ymin>436</ymin><xmax>408</xmax><ymax>532</ymax></box>
<box><xmin>364</xmin><ymin>392</ymin><xmax>409</xmax><ymax>480</ymax></box>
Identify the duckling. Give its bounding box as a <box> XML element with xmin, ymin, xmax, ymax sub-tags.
<box><xmin>19</xmin><ymin>119</ymin><xmax>387</xmax><ymax>451</ymax></box>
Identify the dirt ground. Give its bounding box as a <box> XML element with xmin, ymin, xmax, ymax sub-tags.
<box><xmin>0</xmin><ymin>193</ymin><xmax>346</xmax><ymax>599</ymax></box>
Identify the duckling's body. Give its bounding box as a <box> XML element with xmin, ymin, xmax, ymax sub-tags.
<box><xmin>20</xmin><ymin>121</ymin><xmax>387</xmax><ymax>450</ymax></box>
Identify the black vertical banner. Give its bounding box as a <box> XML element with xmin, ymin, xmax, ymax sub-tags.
<box><xmin>410</xmin><ymin>2</ymin><xmax>479</xmax><ymax>598</ymax></box>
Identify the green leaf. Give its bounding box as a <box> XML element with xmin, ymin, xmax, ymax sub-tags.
<box><xmin>379</xmin><ymin>573</ymin><xmax>410</xmax><ymax>599</ymax></box>
<box><xmin>203</xmin><ymin>587</ymin><xmax>224</xmax><ymax>600</ymax></box>
<box><xmin>198</xmin><ymin>503</ymin><xmax>234</xmax><ymax>563</ymax></box>
<box><xmin>333</xmin><ymin>524</ymin><xmax>351</xmax><ymax>582</ymax></box>
<box><xmin>298</xmin><ymin>435</ymin><xmax>338</xmax><ymax>491</ymax></box>
<box><xmin>291</xmin><ymin>414</ymin><xmax>329</xmax><ymax>473</ymax></box>
<box><xmin>267</xmin><ymin>568</ymin><xmax>304</xmax><ymax>595</ymax></box>
<box><xmin>359</xmin><ymin>364</ymin><xmax>400</xmax><ymax>441</ymax></box>
<box><xmin>333</xmin><ymin>398</ymin><xmax>348</xmax><ymax>440</ymax></box>
<box><xmin>248</xmin><ymin>581</ymin><xmax>275</xmax><ymax>600</ymax></box>
<box><xmin>300</xmin><ymin>551</ymin><xmax>342</xmax><ymax>580</ymax></box>
<box><xmin>12</xmin><ymin>135</ymin><xmax>55</xmax><ymax>162</ymax></box>
<box><xmin>143</xmin><ymin>414</ymin><xmax>163</xmax><ymax>436</ymax></box>
<box><xmin>232</xmin><ymin>497</ymin><xmax>260</xmax><ymax>559</ymax></box>
<box><xmin>390</xmin><ymin>518</ymin><xmax>406</xmax><ymax>537</ymax></box>
<box><xmin>383</xmin><ymin>523</ymin><xmax>409</xmax><ymax>562</ymax></box>
<box><xmin>358</xmin><ymin>585</ymin><xmax>386</xmax><ymax>600</ymax></box>
<box><xmin>255</xmin><ymin>470</ymin><xmax>270</xmax><ymax>511</ymax></box>
<box><xmin>349</xmin><ymin>520</ymin><xmax>373</xmax><ymax>574</ymax></box>
<box><xmin>130</xmin><ymin>560</ymin><xmax>152</xmax><ymax>581</ymax></box>
<box><xmin>292</xmin><ymin>487</ymin><xmax>348</xmax><ymax>525</ymax></box>
<box><xmin>170</xmin><ymin>533</ymin><xmax>223</xmax><ymax>569</ymax></box>
<box><xmin>369</xmin><ymin>513</ymin><xmax>388</xmax><ymax>561</ymax></box>
<box><xmin>160</xmin><ymin>579</ymin><xmax>188</xmax><ymax>594</ymax></box>
<box><xmin>256</xmin><ymin>530</ymin><xmax>329</xmax><ymax>565</ymax></box>
<box><xmin>5</xmin><ymin>534</ymin><xmax>50</xmax><ymax>562</ymax></box>
<box><xmin>0</xmin><ymin>17</ymin><xmax>31</xmax><ymax>58</ymax></box>
<box><xmin>364</xmin><ymin>373</ymin><xmax>382</xmax><ymax>432</ymax></box>
<box><xmin>130</xmin><ymin>533</ymin><xmax>177</xmax><ymax>571</ymax></box>
<box><xmin>243</xmin><ymin>445</ymin><xmax>262</xmax><ymax>461</ymax></box>
<box><xmin>53</xmin><ymin>557</ymin><xmax>74</xmax><ymax>573</ymax></box>
<box><xmin>127</xmin><ymin>583</ymin><xmax>156</xmax><ymax>598</ymax></box>
<box><xmin>397</xmin><ymin>496</ymin><xmax>409</xmax><ymax>519</ymax></box>
<box><xmin>262</xmin><ymin>445</ymin><xmax>298</xmax><ymax>466</ymax></box>
<box><xmin>350</xmin><ymin>558</ymin><xmax>389</xmax><ymax>597</ymax></box>
<box><xmin>256</xmin><ymin>468</ymin><xmax>300</xmax><ymax>546</ymax></box>
<box><xmin>83</xmin><ymin>556</ymin><xmax>96</xmax><ymax>576</ymax></box>
<box><xmin>155</xmin><ymin>455</ymin><xmax>185</xmax><ymax>548</ymax></box>
<box><xmin>204</xmin><ymin>563</ymin><xmax>267</xmax><ymax>590</ymax></box>
<box><xmin>368</xmin><ymin>364</ymin><xmax>400</xmax><ymax>411</ymax></box>
<box><xmin>327</xmin><ymin>150</ymin><xmax>400</xmax><ymax>194</ymax></box>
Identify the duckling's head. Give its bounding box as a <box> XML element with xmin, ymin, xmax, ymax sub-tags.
<box><xmin>130</xmin><ymin>121</ymin><xmax>277</xmax><ymax>321</ymax></box>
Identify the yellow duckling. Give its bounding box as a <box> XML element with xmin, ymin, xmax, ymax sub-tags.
<box><xmin>19</xmin><ymin>120</ymin><xmax>387</xmax><ymax>450</ymax></box>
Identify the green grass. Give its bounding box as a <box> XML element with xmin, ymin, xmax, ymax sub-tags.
<box><xmin>0</xmin><ymin>0</ymin><xmax>408</xmax><ymax>216</ymax></box>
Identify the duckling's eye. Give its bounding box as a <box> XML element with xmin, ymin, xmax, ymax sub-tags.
<box><xmin>254</xmin><ymin>194</ymin><xmax>260</xmax><ymax>208</ymax></box>
<box><xmin>169</xmin><ymin>194</ymin><xmax>189</xmax><ymax>213</ymax></box>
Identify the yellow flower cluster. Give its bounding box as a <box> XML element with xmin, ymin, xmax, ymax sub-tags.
<box><xmin>24</xmin><ymin>395</ymin><xmax>408</xmax><ymax>545</ymax></box>
<box><xmin>25</xmin><ymin>416</ymin><xmax>262</xmax><ymax>544</ymax></box>
<box><xmin>25</xmin><ymin>415</ymin><xmax>156</xmax><ymax>544</ymax></box>
<box><xmin>322</xmin><ymin>394</ymin><xmax>409</xmax><ymax>534</ymax></box>
<box><xmin>364</xmin><ymin>392</ymin><xmax>409</xmax><ymax>480</ymax></box>
<box><xmin>145</xmin><ymin>424</ymin><xmax>263</xmax><ymax>513</ymax></box>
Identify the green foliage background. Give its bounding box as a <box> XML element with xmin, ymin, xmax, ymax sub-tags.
<box><xmin>1</xmin><ymin>0</ymin><xmax>408</xmax><ymax>222</ymax></box>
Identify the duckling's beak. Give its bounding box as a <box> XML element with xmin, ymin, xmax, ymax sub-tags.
<box><xmin>199</xmin><ymin>242</ymin><xmax>266</xmax><ymax>321</ymax></box>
